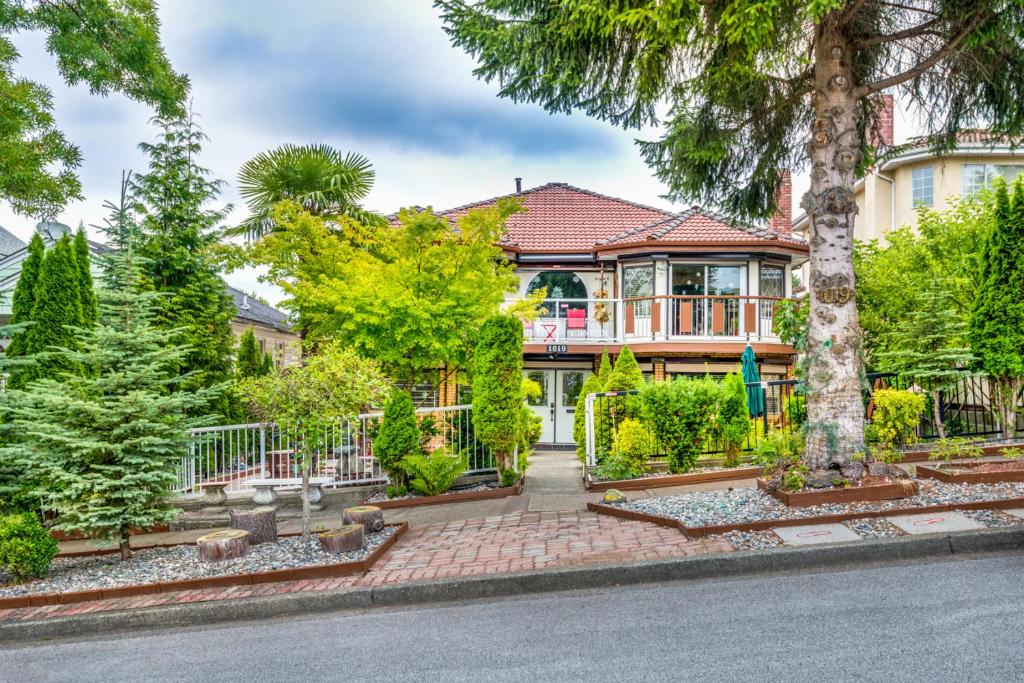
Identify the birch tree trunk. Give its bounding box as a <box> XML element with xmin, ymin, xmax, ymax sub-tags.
<box><xmin>931</xmin><ymin>389</ymin><xmax>946</xmax><ymax>440</ymax></box>
<box><xmin>800</xmin><ymin>25</ymin><xmax>867</xmax><ymax>472</ymax></box>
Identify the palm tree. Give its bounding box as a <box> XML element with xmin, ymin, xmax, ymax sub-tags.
<box><xmin>229</xmin><ymin>144</ymin><xmax>385</xmax><ymax>239</ymax></box>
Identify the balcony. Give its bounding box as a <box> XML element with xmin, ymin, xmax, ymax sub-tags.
<box><xmin>514</xmin><ymin>296</ymin><xmax>789</xmax><ymax>348</ymax></box>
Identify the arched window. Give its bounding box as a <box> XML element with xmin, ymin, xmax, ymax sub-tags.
<box><xmin>526</xmin><ymin>271</ymin><xmax>588</xmax><ymax>316</ymax></box>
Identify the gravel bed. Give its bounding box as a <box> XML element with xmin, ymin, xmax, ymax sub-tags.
<box><xmin>843</xmin><ymin>518</ymin><xmax>906</xmax><ymax>538</ymax></box>
<box><xmin>960</xmin><ymin>509</ymin><xmax>1024</xmax><ymax>529</ymax></box>
<box><xmin>614</xmin><ymin>481</ymin><xmax>1024</xmax><ymax>529</ymax></box>
<box><xmin>0</xmin><ymin>527</ymin><xmax>397</xmax><ymax>598</ymax></box>
<box><xmin>711</xmin><ymin>530</ymin><xmax>782</xmax><ymax>551</ymax></box>
<box><xmin>365</xmin><ymin>483</ymin><xmax>492</xmax><ymax>503</ymax></box>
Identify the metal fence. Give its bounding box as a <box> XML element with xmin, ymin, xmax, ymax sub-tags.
<box><xmin>584</xmin><ymin>373</ymin><xmax>1024</xmax><ymax>468</ymax></box>
<box><xmin>177</xmin><ymin>404</ymin><xmax>494</xmax><ymax>495</ymax></box>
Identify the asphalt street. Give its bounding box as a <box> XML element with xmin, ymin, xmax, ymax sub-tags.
<box><xmin>3</xmin><ymin>552</ymin><xmax>1024</xmax><ymax>682</ymax></box>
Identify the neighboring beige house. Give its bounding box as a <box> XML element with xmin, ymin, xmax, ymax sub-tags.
<box><xmin>227</xmin><ymin>287</ymin><xmax>300</xmax><ymax>367</ymax></box>
<box><xmin>794</xmin><ymin>101</ymin><xmax>1024</xmax><ymax>245</ymax></box>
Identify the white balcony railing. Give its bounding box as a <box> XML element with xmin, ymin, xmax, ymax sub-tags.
<box><xmin>513</xmin><ymin>296</ymin><xmax>787</xmax><ymax>346</ymax></box>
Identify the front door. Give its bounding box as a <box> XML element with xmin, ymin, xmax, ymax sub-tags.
<box><xmin>524</xmin><ymin>369</ymin><xmax>590</xmax><ymax>445</ymax></box>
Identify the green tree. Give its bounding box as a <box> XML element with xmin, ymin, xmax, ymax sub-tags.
<box><xmin>0</xmin><ymin>182</ymin><xmax>214</xmax><ymax>561</ymax></box>
<box><xmin>3</xmin><ymin>233</ymin><xmax>45</xmax><ymax>387</ymax></box>
<box><xmin>715</xmin><ymin>372</ymin><xmax>751</xmax><ymax>467</ymax></box>
<box><xmin>597</xmin><ymin>349</ymin><xmax>612</xmax><ymax>387</ymax></box>
<box><xmin>23</xmin><ymin>235</ymin><xmax>83</xmax><ymax>382</ymax></box>
<box><xmin>855</xmin><ymin>193</ymin><xmax>992</xmax><ymax>363</ymax></box>
<box><xmin>132</xmin><ymin>114</ymin><xmax>236</xmax><ymax>417</ymax></box>
<box><xmin>231</xmin><ymin>144</ymin><xmax>385</xmax><ymax>239</ymax></box>
<box><xmin>573</xmin><ymin>372</ymin><xmax>603</xmax><ymax>463</ymax></box>
<box><xmin>969</xmin><ymin>179</ymin><xmax>1024</xmax><ymax>439</ymax></box>
<box><xmin>0</xmin><ymin>0</ymin><xmax>186</xmax><ymax>218</ymax></box>
<box><xmin>240</xmin><ymin>343</ymin><xmax>390</xmax><ymax>540</ymax></box>
<box><xmin>240</xmin><ymin>200</ymin><xmax>521</xmax><ymax>382</ymax></box>
<box><xmin>236</xmin><ymin>327</ymin><xmax>266</xmax><ymax>380</ymax></box>
<box><xmin>877</xmin><ymin>288</ymin><xmax>974</xmax><ymax>439</ymax></box>
<box><xmin>472</xmin><ymin>315</ymin><xmax>525</xmax><ymax>476</ymax></box>
<box><xmin>73</xmin><ymin>226</ymin><xmax>98</xmax><ymax>329</ymax></box>
<box><xmin>374</xmin><ymin>390</ymin><xmax>420</xmax><ymax>489</ymax></box>
<box><xmin>605</xmin><ymin>346</ymin><xmax>644</xmax><ymax>392</ymax></box>
<box><xmin>438</xmin><ymin>0</ymin><xmax>1024</xmax><ymax>473</ymax></box>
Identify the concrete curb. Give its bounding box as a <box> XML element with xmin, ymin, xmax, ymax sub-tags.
<box><xmin>3</xmin><ymin>526</ymin><xmax>1022</xmax><ymax>645</ymax></box>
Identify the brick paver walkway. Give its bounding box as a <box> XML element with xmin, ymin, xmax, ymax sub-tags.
<box><xmin>0</xmin><ymin>511</ymin><xmax>730</xmax><ymax>625</ymax></box>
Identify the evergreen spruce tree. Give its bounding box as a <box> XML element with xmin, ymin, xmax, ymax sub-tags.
<box><xmin>879</xmin><ymin>287</ymin><xmax>974</xmax><ymax>439</ymax></box>
<box><xmin>0</xmin><ymin>179</ymin><xmax>217</xmax><ymax>559</ymax></box>
<box><xmin>969</xmin><ymin>179</ymin><xmax>1024</xmax><ymax>439</ymax></box>
<box><xmin>22</xmin><ymin>235</ymin><xmax>83</xmax><ymax>382</ymax></box>
<box><xmin>4</xmin><ymin>233</ymin><xmax>45</xmax><ymax>388</ymax></box>
<box><xmin>374</xmin><ymin>390</ymin><xmax>420</xmax><ymax>490</ymax></box>
<box><xmin>236</xmin><ymin>327</ymin><xmax>264</xmax><ymax>379</ymax></box>
<box><xmin>73</xmin><ymin>226</ymin><xmax>98</xmax><ymax>329</ymax></box>
<box><xmin>132</xmin><ymin>113</ymin><xmax>236</xmax><ymax>417</ymax></box>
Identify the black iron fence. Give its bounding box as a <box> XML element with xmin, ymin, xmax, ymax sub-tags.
<box><xmin>585</xmin><ymin>373</ymin><xmax>1024</xmax><ymax>467</ymax></box>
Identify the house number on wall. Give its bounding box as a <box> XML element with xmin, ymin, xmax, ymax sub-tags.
<box><xmin>546</xmin><ymin>345</ymin><xmax>568</xmax><ymax>354</ymax></box>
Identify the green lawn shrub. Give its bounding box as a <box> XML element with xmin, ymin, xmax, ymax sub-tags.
<box><xmin>639</xmin><ymin>377</ymin><xmax>719</xmax><ymax>473</ymax></box>
<box><xmin>402</xmin><ymin>449</ymin><xmax>468</xmax><ymax>497</ymax></box>
<box><xmin>0</xmin><ymin>513</ymin><xmax>58</xmax><ymax>582</ymax></box>
<box><xmin>871</xmin><ymin>389</ymin><xmax>926</xmax><ymax>449</ymax></box>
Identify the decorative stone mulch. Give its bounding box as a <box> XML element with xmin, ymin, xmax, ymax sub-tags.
<box><xmin>959</xmin><ymin>509</ymin><xmax>1024</xmax><ymax>529</ymax></box>
<box><xmin>0</xmin><ymin>527</ymin><xmax>397</xmax><ymax>598</ymax></box>
<box><xmin>364</xmin><ymin>483</ymin><xmax>493</xmax><ymax>503</ymax></box>
<box><xmin>712</xmin><ymin>530</ymin><xmax>782</xmax><ymax>551</ymax></box>
<box><xmin>842</xmin><ymin>518</ymin><xmax>906</xmax><ymax>538</ymax></box>
<box><xmin>614</xmin><ymin>481</ymin><xmax>1024</xmax><ymax>528</ymax></box>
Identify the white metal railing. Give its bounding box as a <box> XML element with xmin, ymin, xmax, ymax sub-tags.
<box><xmin>509</xmin><ymin>296</ymin><xmax>787</xmax><ymax>345</ymax></box>
<box><xmin>177</xmin><ymin>404</ymin><xmax>495</xmax><ymax>496</ymax></box>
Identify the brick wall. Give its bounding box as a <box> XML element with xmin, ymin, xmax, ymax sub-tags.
<box><xmin>769</xmin><ymin>170</ymin><xmax>792</xmax><ymax>235</ymax></box>
<box><xmin>874</xmin><ymin>94</ymin><xmax>894</xmax><ymax>149</ymax></box>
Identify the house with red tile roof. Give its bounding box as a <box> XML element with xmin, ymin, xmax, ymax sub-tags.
<box><xmin>434</xmin><ymin>181</ymin><xmax>808</xmax><ymax>445</ymax></box>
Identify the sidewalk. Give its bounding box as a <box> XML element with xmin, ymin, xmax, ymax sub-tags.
<box><xmin>0</xmin><ymin>510</ymin><xmax>729</xmax><ymax>625</ymax></box>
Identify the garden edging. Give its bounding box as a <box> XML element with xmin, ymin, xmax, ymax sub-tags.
<box><xmin>585</xmin><ymin>467</ymin><xmax>762</xmax><ymax>492</ymax></box>
<box><xmin>0</xmin><ymin>523</ymin><xmax>408</xmax><ymax>611</ymax></box>
<box><xmin>2</xmin><ymin>525</ymin><xmax>1023</xmax><ymax>645</ymax></box>
<box><xmin>363</xmin><ymin>478</ymin><xmax>523</xmax><ymax>509</ymax></box>
<box><xmin>587</xmin><ymin>497</ymin><xmax>1024</xmax><ymax>537</ymax></box>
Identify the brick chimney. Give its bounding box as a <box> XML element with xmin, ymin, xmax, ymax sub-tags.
<box><xmin>769</xmin><ymin>170</ymin><xmax>792</xmax><ymax>235</ymax></box>
<box><xmin>874</xmin><ymin>94</ymin><xmax>894</xmax><ymax>149</ymax></box>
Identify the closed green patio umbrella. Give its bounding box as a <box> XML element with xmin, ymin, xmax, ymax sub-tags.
<box><xmin>741</xmin><ymin>345</ymin><xmax>764</xmax><ymax>418</ymax></box>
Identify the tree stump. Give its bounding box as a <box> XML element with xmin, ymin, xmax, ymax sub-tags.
<box><xmin>197</xmin><ymin>529</ymin><xmax>250</xmax><ymax>562</ymax></box>
<box><xmin>343</xmin><ymin>505</ymin><xmax>384</xmax><ymax>534</ymax></box>
<box><xmin>229</xmin><ymin>506</ymin><xmax>278</xmax><ymax>545</ymax></box>
<box><xmin>319</xmin><ymin>524</ymin><xmax>365</xmax><ymax>554</ymax></box>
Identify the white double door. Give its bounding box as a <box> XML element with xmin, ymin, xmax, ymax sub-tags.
<box><xmin>524</xmin><ymin>368</ymin><xmax>590</xmax><ymax>444</ymax></box>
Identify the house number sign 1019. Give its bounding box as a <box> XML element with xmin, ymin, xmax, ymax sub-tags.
<box><xmin>546</xmin><ymin>345</ymin><xmax>568</xmax><ymax>354</ymax></box>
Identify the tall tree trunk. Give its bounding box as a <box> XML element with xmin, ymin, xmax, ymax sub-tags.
<box><xmin>119</xmin><ymin>530</ymin><xmax>131</xmax><ymax>561</ymax></box>
<box><xmin>931</xmin><ymin>389</ymin><xmax>946</xmax><ymax>440</ymax></box>
<box><xmin>995</xmin><ymin>378</ymin><xmax>1021</xmax><ymax>441</ymax></box>
<box><xmin>801</xmin><ymin>24</ymin><xmax>866</xmax><ymax>472</ymax></box>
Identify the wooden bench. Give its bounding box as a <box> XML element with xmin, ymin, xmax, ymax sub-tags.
<box><xmin>245</xmin><ymin>477</ymin><xmax>333</xmax><ymax>506</ymax></box>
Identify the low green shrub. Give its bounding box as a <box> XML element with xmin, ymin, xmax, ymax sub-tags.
<box><xmin>0</xmin><ymin>513</ymin><xmax>58</xmax><ymax>581</ymax></box>
<box><xmin>871</xmin><ymin>389</ymin><xmax>926</xmax><ymax>448</ymax></box>
<box><xmin>593</xmin><ymin>458</ymin><xmax>643</xmax><ymax>482</ymax></box>
<box><xmin>929</xmin><ymin>438</ymin><xmax>984</xmax><ymax>465</ymax></box>
<box><xmin>385</xmin><ymin>484</ymin><xmax>408</xmax><ymax>499</ymax></box>
<box><xmin>713</xmin><ymin>372</ymin><xmax>750</xmax><ymax>467</ymax></box>
<box><xmin>782</xmin><ymin>464</ymin><xmax>809</xmax><ymax>491</ymax></box>
<box><xmin>639</xmin><ymin>377</ymin><xmax>719</xmax><ymax>474</ymax></box>
<box><xmin>751</xmin><ymin>430</ymin><xmax>805</xmax><ymax>472</ymax></box>
<box><xmin>402</xmin><ymin>449</ymin><xmax>468</xmax><ymax>497</ymax></box>
<box><xmin>611</xmin><ymin>418</ymin><xmax>655</xmax><ymax>476</ymax></box>
<box><xmin>783</xmin><ymin>393</ymin><xmax>807</xmax><ymax>428</ymax></box>
<box><xmin>499</xmin><ymin>468</ymin><xmax>519</xmax><ymax>487</ymax></box>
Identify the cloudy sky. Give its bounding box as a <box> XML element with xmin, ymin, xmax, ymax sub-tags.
<box><xmin>2</xmin><ymin>1</ymin><xmax>914</xmax><ymax>304</ymax></box>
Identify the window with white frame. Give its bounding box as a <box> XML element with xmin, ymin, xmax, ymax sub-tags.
<box><xmin>962</xmin><ymin>163</ymin><xmax>1024</xmax><ymax>196</ymax></box>
<box><xmin>911</xmin><ymin>166</ymin><xmax>934</xmax><ymax>207</ymax></box>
